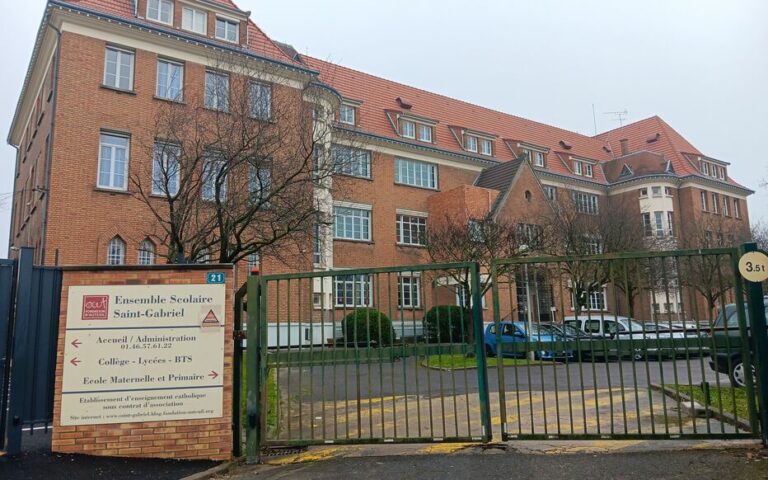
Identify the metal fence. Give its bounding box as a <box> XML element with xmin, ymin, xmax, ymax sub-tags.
<box><xmin>490</xmin><ymin>248</ymin><xmax>760</xmax><ymax>440</ymax></box>
<box><xmin>237</xmin><ymin>246</ymin><xmax>767</xmax><ymax>462</ymax></box>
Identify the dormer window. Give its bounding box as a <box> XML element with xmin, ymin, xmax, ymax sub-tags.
<box><xmin>147</xmin><ymin>0</ymin><xmax>173</xmax><ymax>25</ymax></box>
<box><xmin>216</xmin><ymin>17</ymin><xmax>240</xmax><ymax>43</ymax></box>
<box><xmin>340</xmin><ymin>104</ymin><xmax>356</xmax><ymax>125</ymax></box>
<box><xmin>639</xmin><ymin>188</ymin><xmax>648</xmax><ymax>198</ymax></box>
<box><xmin>465</xmin><ymin>135</ymin><xmax>478</xmax><ymax>153</ymax></box>
<box><xmin>480</xmin><ymin>138</ymin><xmax>493</xmax><ymax>156</ymax></box>
<box><xmin>533</xmin><ymin>151</ymin><xmax>545</xmax><ymax>167</ymax></box>
<box><xmin>699</xmin><ymin>158</ymin><xmax>727</xmax><ymax>181</ymax></box>
<box><xmin>573</xmin><ymin>160</ymin><xmax>593</xmax><ymax>178</ymax></box>
<box><xmin>182</xmin><ymin>7</ymin><xmax>208</xmax><ymax>35</ymax></box>
<box><xmin>401</xmin><ymin>120</ymin><xmax>415</xmax><ymax>139</ymax></box>
<box><xmin>418</xmin><ymin>124</ymin><xmax>432</xmax><ymax>143</ymax></box>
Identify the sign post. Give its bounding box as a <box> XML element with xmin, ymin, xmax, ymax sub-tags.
<box><xmin>738</xmin><ymin>243</ymin><xmax>768</xmax><ymax>446</ymax></box>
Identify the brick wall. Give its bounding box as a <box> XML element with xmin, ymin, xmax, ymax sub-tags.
<box><xmin>51</xmin><ymin>265</ymin><xmax>234</xmax><ymax>461</ymax></box>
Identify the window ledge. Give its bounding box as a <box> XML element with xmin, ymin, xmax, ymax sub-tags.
<box><xmin>396</xmin><ymin>243</ymin><xmax>427</xmax><ymax>249</ymax></box>
<box><xmin>100</xmin><ymin>85</ymin><xmax>136</xmax><ymax>96</ymax></box>
<box><xmin>153</xmin><ymin>95</ymin><xmax>186</xmax><ymax>105</ymax></box>
<box><xmin>394</xmin><ymin>182</ymin><xmax>439</xmax><ymax>192</ymax></box>
<box><xmin>333</xmin><ymin>238</ymin><xmax>374</xmax><ymax>245</ymax></box>
<box><xmin>334</xmin><ymin>173</ymin><xmax>373</xmax><ymax>182</ymax></box>
<box><xmin>94</xmin><ymin>187</ymin><xmax>130</xmax><ymax>195</ymax></box>
<box><xmin>204</xmin><ymin>106</ymin><xmax>230</xmax><ymax>114</ymax></box>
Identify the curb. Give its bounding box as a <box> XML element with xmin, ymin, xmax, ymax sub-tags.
<box><xmin>179</xmin><ymin>461</ymin><xmax>234</xmax><ymax>480</ymax></box>
<box><xmin>650</xmin><ymin>383</ymin><xmax>752</xmax><ymax>432</ymax></box>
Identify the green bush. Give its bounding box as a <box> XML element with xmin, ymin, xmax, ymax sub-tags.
<box><xmin>341</xmin><ymin>308</ymin><xmax>395</xmax><ymax>346</ymax></box>
<box><xmin>423</xmin><ymin>305</ymin><xmax>472</xmax><ymax>343</ymax></box>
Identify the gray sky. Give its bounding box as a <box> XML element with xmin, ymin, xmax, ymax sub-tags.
<box><xmin>2</xmin><ymin>0</ymin><xmax>767</xmax><ymax>254</ymax></box>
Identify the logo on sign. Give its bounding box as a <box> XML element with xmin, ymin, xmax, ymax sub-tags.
<box><xmin>201</xmin><ymin>309</ymin><xmax>221</xmax><ymax>327</ymax></box>
<box><xmin>82</xmin><ymin>295</ymin><xmax>109</xmax><ymax>320</ymax></box>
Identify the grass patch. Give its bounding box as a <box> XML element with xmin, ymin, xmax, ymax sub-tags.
<box><xmin>673</xmin><ymin>384</ymin><xmax>753</xmax><ymax>421</ymax></box>
<box><xmin>240</xmin><ymin>365</ymin><xmax>279</xmax><ymax>436</ymax></box>
<box><xmin>422</xmin><ymin>353</ymin><xmax>545</xmax><ymax>370</ymax></box>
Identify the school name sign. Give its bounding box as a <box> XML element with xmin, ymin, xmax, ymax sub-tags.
<box><xmin>60</xmin><ymin>284</ymin><xmax>226</xmax><ymax>426</ymax></box>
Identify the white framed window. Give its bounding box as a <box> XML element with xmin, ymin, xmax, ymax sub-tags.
<box><xmin>247</xmin><ymin>252</ymin><xmax>260</xmax><ymax>272</ymax></box>
<box><xmin>334</xmin><ymin>274</ymin><xmax>372</xmax><ymax>307</ymax></box>
<box><xmin>654</xmin><ymin>211</ymin><xmax>665</xmax><ymax>237</ymax></box>
<box><xmin>396</xmin><ymin>214</ymin><xmax>427</xmax><ymax>246</ymax></box>
<box><xmin>664</xmin><ymin>186</ymin><xmax>673</xmax><ymax>196</ymax></box>
<box><xmin>642</xmin><ymin>212</ymin><xmax>652</xmax><ymax>237</ymax></box>
<box><xmin>313</xmin><ymin>222</ymin><xmax>323</xmax><ymax>266</ymax></box>
<box><xmin>465</xmin><ymin>135</ymin><xmax>478</xmax><ymax>152</ymax></box>
<box><xmin>417</xmin><ymin>124</ymin><xmax>432</xmax><ymax>143</ymax></box>
<box><xmin>147</xmin><ymin>0</ymin><xmax>173</xmax><ymax>25</ymax></box>
<box><xmin>249</xmin><ymin>82</ymin><xmax>272</xmax><ymax>120</ymax></box>
<box><xmin>196</xmin><ymin>248</ymin><xmax>211</xmax><ymax>264</ymax></box>
<box><xmin>395</xmin><ymin>157</ymin><xmax>437</xmax><ymax>189</ymax></box>
<box><xmin>711</xmin><ymin>193</ymin><xmax>720</xmax><ymax>214</ymax></box>
<box><xmin>667</xmin><ymin>211</ymin><xmax>675</xmax><ymax>236</ymax></box>
<box><xmin>181</xmin><ymin>7</ymin><xmax>207</xmax><ymax>34</ymax></box>
<box><xmin>639</xmin><ymin>188</ymin><xmax>648</xmax><ymax>197</ymax></box>
<box><xmin>543</xmin><ymin>185</ymin><xmax>556</xmax><ymax>201</ymax></box>
<box><xmin>701</xmin><ymin>161</ymin><xmax>710</xmax><ymax>176</ymax></box>
<box><xmin>455</xmin><ymin>285</ymin><xmax>487</xmax><ymax>309</ymax></box>
<box><xmin>156</xmin><ymin>59</ymin><xmax>184</xmax><ymax>101</ymax></box>
<box><xmin>340</xmin><ymin>104</ymin><xmax>356</xmax><ymax>125</ymax></box>
<box><xmin>98</xmin><ymin>133</ymin><xmax>129</xmax><ymax>191</ymax></box>
<box><xmin>398</xmin><ymin>275</ymin><xmax>422</xmax><ymax>309</ymax></box>
<box><xmin>584</xmin><ymin>163</ymin><xmax>593</xmax><ymax>178</ymax></box>
<box><xmin>572</xmin><ymin>192</ymin><xmax>599</xmax><ymax>215</ymax></box>
<box><xmin>205</xmin><ymin>71</ymin><xmax>229</xmax><ymax>111</ymax></box>
<box><xmin>331</xmin><ymin>145</ymin><xmax>371</xmax><ymax>178</ymax></box>
<box><xmin>202</xmin><ymin>154</ymin><xmax>227</xmax><ymax>201</ymax></box>
<box><xmin>334</xmin><ymin>205</ymin><xmax>371</xmax><ymax>241</ymax></box>
<box><xmin>533</xmin><ymin>151</ymin><xmax>545</xmax><ymax>167</ymax></box>
<box><xmin>401</xmin><ymin>120</ymin><xmax>415</xmax><ymax>139</ymax></box>
<box><xmin>573</xmin><ymin>160</ymin><xmax>582</xmax><ymax>175</ymax></box>
<box><xmin>107</xmin><ymin>237</ymin><xmax>126</xmax><ymax>265</ymax></box>
<box><xmin>138</xmin><ymin>239</ymin><xmax>156</xmax><ymax>265</ymax></box>
<box><xmin>103</xmin><ymin>46</ymin><xmax>134</xmax><ymax>91</ymax></box>
<box><xmin>573</xmin><ymin>288</ymin><xmax>607</xmax><ymax>311</ymax></box>
<box><xmin>733</xmin><ymin>199</ymin><xmax>741</xmax><ymax>218</ymax></box>
<box><xmin>480</xmin><ymin>138</ymin><xmax>493</xmax><ymax>156</ymax></box>
<box><xmin>152</xmin><ymin>142</ymin><xmax>180</xmax><ymax>196</ymax></box>
<box><xmin>700</xmin><ymin>191</ymin><xmax>708</xmax><ymax>211</ymax></box>
<box><xmin>215</xmin><ymin>17</ymin><xmax>239</xmax><ymax>43</ymax></box>
<box><xmin>722</xmin><ymin>196</ymin><xmax>730</xmax><ymax>216</ymax></box>
<box><xmin>652</xmin><ymin>186</ymin><xmax>662</xmax><ymax>197</ymax></box>
<box><xmin>248</xmin><ymin>162</ymin><xmax>271</xmax><ymax>202</ymax></box>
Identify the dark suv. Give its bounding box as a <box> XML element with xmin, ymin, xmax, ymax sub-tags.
<box><xmin>708</xmin><ymin>296</ymin><xmax>768</xmax><ymax>387</ymax></box>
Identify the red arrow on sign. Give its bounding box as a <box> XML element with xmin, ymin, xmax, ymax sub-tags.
<box><xmin>70</xmin><ymin>358</ymin><xmax>81</xmax><ymax>366</ymax></box>
<box><xmin>208</xmin><ymin>371</ymin><xmax>219</xmax><ymax>380</ymax></box>
<box><xmin>71</xmin><ymin>339</ymin><xmax>82</xmax><ymax>349</ymax></box>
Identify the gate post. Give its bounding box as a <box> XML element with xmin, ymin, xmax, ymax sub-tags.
<box><xmin>470</xmin><ymin>262</ymin><xmax>492</xmax><ymax>442</ymax></box>
<box><xmin>245</xmin><ymin>274</ymin><xmax>263</xmax><ymax>464</ymax></box>
<box><xmin>740</xmin><ymin>242</ymin><xmax>768</xmax><ymax>446</ymax></box>
<box><xmin>4</xmin><ymin>247</ymin><xmax>34</xmax><ymax>456</ymax></box>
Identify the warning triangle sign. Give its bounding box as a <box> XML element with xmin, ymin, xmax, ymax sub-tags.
<box><xmin>202</xmin><ymin>309</ymin><xmax>220</xmax><ymax>327</ymax></box>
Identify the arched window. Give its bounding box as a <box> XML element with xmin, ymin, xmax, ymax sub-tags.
<box><xmin>196</xmin><ymin>248</ymin><xmax>210</xmax><ymax>264</ymax></box>
<box><xmin>107</xmin><ymin>236</ymin><xmax>126</xmax><ymax>265</ymax></box>
<box><xmin>138</xmin><ymin>239</ymin><xmax>156</xmax><ymax>265</ymax></box>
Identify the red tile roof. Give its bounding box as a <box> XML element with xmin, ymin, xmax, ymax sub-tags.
<box><xmin>57</xmin><ymin>0</ymin><xmax>749</xmax><ymax>192</ymax></box>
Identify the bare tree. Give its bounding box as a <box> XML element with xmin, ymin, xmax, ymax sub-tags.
<box><xmin>130</xmin><ymin>52</ymin><xmax>346</xmax><ymax>264</ymax></box>
<box><xmin>678</xmin><ymin>214</ymin><xmax>751</xmax><ymax>320</ymax></box>
<box><xmin>752</xmin><ymin>221</ymin><xmax>768</xmax><ymax>252</ymax></box>
<box><xmin>425</xmin><ymin>212</ymin><xmax>548</xmax><ymax>330</ymax></box>
<box><xmin>541</xmin><ymin>195</ymin><xmax>655</xmax><ymax>318</ymax></box>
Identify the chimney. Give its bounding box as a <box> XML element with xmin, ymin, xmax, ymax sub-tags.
<box><xmin>619</xmin><ymin>138</ymin><xmax>629</xmax><ymax>156</ymax></box>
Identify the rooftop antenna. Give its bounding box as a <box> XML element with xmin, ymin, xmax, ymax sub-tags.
<box><xmin>591</xmin><ymin>104</ymin><xmax>597</xmax><ymax>135</ymax></box>
<box><xmin>603</xmin><ymin>109</ymin><xmax>629</xmax><ymax>127</ymax></box>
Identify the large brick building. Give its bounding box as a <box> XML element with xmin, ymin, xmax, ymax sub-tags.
<box><xmin>7</xmin><ymin>0</ymin><xmax>753</xmax><ymax>323</ymax></box>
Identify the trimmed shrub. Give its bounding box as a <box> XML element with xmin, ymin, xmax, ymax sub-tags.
<box><xmin>341</xmin><ymin>308</ymin><xmax>395</xmax><ymax>346</ymax></box>
<box><xmin>423</xmin><ymin>305</ymin><xmax>472</xmax><ymax>343</ymax></box>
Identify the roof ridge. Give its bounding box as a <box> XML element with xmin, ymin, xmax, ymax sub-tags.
<box><xmin>245</xmin><ymin>18</ymin><xmax>304</xmax><ymax>66</ymax></box>
<box><xmin>304</xmin><ymin>55</ymin><xmax>610</xmax><ymax>148</ymax></box>
<box><xmin>592</xmin><ymin>115</ymin><xmax>661</xmax><ymax>138</ymax></box>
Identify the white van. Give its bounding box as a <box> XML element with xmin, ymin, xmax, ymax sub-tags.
<box><xmin>563</xmin><ymin>315</ymin><xmax>685</xmax><ymax>359</ymax></box>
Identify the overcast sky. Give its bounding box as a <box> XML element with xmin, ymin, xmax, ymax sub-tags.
<box><xmin>1</xmin><ymin>0</ymin><xmax>766</xmax><ymax>254</ymax></box>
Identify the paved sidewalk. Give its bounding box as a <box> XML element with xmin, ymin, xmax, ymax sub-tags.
<box><xmin>224</xmin><ymin>441</ymin><xmax>768</xmax><ymax>480</ymax></box>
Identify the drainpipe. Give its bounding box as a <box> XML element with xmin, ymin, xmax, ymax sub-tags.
<box><xmin>7</xmin><ymin>145</ymin><xmax>20</xmax><ymax>258</ymax></box>
<box><xmin>38</xmin><ymin>20</ymin><xmax>63</xmax><ymax>266</ymax></box>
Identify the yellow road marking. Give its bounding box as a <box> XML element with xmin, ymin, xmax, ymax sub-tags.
<box><xmin>265</xmin><ymin>447</ymin><xmax>344</xmax><ymax>465</ymax></box>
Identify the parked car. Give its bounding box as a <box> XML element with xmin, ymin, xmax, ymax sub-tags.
<box><xmin>484</xmin><ymin>321</ymin><xmax>573</xmax><ymax>360</ymax></box>
<box><xmin>708</xmin><ymin>296</ymin><xmax>768</xmax><ymax>387</ymax></box>
<box><xmin>563</xmin><ymin>315</ymin><xmax>683</xmax><ymax>360</ymax></box>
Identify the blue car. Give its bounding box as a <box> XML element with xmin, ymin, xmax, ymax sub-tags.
<box><xmin>484</xmin><ymin>321</ymin><xmax>573</xmax><ymax>360</ymax></box>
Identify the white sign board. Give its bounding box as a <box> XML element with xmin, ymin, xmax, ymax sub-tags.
<box><xmin>60</xmin><ymin>284</ymin><xmax>226</xmax><ymax>426</ymax></box>
<box><xmin>738</xmin><ymin>251</ymin><xmax>768</xmax><ymax>283</ymax></box>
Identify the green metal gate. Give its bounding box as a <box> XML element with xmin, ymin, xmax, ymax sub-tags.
<box><xmin>490</xmin><ymin>247</ymin><xmax>762</xmax><ymax>440</ymax></box>
<box><xmin>239</xmin><ymin>262</ymin><xmax>492</xmax><ymax>463</ymax></box>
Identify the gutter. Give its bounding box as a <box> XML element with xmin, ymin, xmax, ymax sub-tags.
<box><xmin>38</xmin><ymin>19</ymin><xmax>63</xmax><ymax>265</ymax></box>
